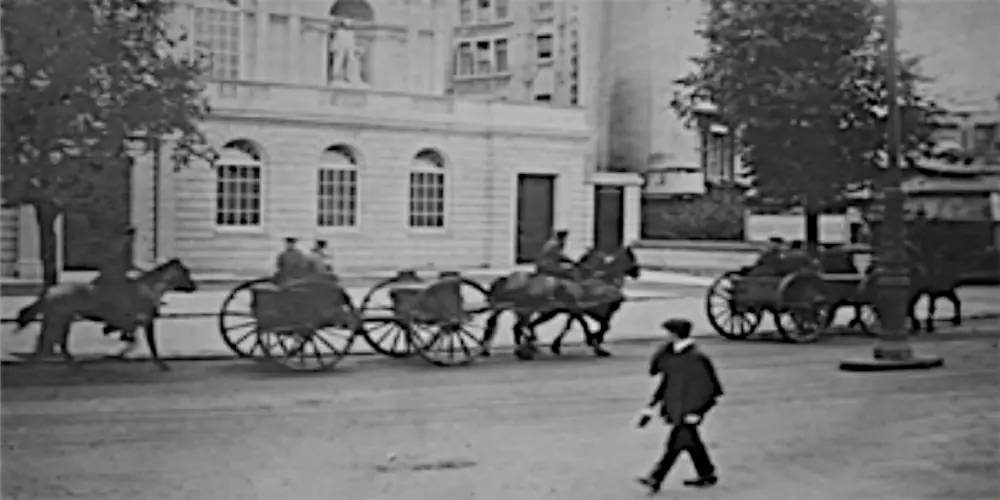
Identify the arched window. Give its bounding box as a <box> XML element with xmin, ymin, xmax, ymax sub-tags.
<box><xmin>318</xmin><ymin>145</ymin><xmax>359</xmax><ymax>227</ymax></box>
<box><xmin>215</xmin><ymin>139</ymin><xmax>263</xmax><ymax>227</ymax></box>
<box><xmin>409</xmin><ymin>149</ymin><xmax>446</xmax><ymax>228</ymax></box>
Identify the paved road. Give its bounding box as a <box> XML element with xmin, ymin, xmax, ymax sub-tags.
<box><xmin>2</xmin><ymin>272</ymin><xmax>997</xmax><ymax>362</ymax></box>
<box><xmin>2</xmin><ymin>335</ymin><xmax>998</xmax><ymax>500</ymax></box>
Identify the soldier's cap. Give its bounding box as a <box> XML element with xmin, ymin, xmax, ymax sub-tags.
<box><xmin>768</xmin><ymin>236</ymin><xmax>784</xmax><ymax>244</ymax></box>
<box><xmin>555</xmin><ymin>229</ymin><xmax>569</xmax><ymax>237</ymax></box>
<box><xmin>661</xmin><ymin>318</ymin><xmax>693</xmax><ymax>338</ymax></box>
<box><xmin>284</xmin><ymin>237</ymin><xmax>298</xmax><ymax>243</ymax></box>
<box><xmin>315</xmin><ymin>239</ymin><xmax>328</xmax><ymax>247</ymax></box>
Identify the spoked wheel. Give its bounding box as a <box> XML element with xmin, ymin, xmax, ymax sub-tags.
<box><xmin>218</xmin><ymin>278</ymin><xmax>272</xmax><ymax>358</ymax></box>
<box><xmin>359</xmin><ymin>273</ymin><xmax>419</xmax><ymax>357</ymax></box>
<box><xmin>256</xmin><ymin>316</ymin><xmax>359</xmax><ymax>372</ymax></box>
<box><xmin>855</xmin><ymin>304</ymin><xmax>880</xmax><ymax>336</ymax></box>
<box><xmin>781</xmin><ymin>286</ymin><xmax>829</xmax><ymax>344</ymax></box>
<box><xmin>409</xmin><ymin>277</ymin><xmax>492</xmax><ymax>367</ymax></box>
<box><xmin>359</xmin><ymin>318</ymin><xmax>418</xmax><ymax>357</ymax></box>
<box><xmin>705</xmin><ymin>271</ymin><xmax>762</xmax><ymax>340</ymax></box>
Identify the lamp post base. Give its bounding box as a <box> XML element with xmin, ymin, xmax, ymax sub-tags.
<box><xmin>839</xmin><ymin>355</ymin><xmax>944</xmax><ymax>372</ymax></box>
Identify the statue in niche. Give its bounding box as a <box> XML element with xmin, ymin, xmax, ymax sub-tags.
<box><xmin>328</xmin><ymin>18</ymin><xmax>367</xmax><ymax>86</ymax></box>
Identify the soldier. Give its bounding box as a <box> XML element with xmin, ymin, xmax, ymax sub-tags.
<box><xmin>535</xmin><ymin>229</ymin><xmax>576</xmax><ymax>279</ymax></box>
<box><xmin>308</xmin><ymin>239</ymin><xmax>334</xmax><ymax>275</ymax></box>
<box><xmin>747</xmin><ymin>236</ymin><xmax>786</xmax><ymax>276</ymax></box>
<box><xmin>94</xmin><ymin>227</ymin><xmax>140</xmax><ymax>341</ymax></box>
<box><xmin>274</xmin><ymin>237</ymin><xmax>311</xmax><ymax>285</ymax></box>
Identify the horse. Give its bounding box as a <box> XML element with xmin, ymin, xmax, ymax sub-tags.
<box><xmin>480</xmin><ymin>245</ymin><xmax>641</xmax><ymax>360</ymax></box>
<box><xmin>13</xmin><ymin>258</ymin><xmax>198</xmax><ymax>371</ymax></box>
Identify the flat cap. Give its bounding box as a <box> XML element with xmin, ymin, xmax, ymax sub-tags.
<box><xmin>660</xmin><ymin>318</ymin><xmax>692</xmax><ymax>337</ymax></box>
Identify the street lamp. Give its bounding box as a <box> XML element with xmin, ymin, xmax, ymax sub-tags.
<box><xmin>839</xmin><ymin>0</ymin><xmax>943</xmax><ymax>372</ymax></box>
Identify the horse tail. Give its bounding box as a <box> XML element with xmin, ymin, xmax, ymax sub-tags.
<box><xmin>15</xmin><ymin>296</ymin><xmax>44</xmax><ymax>331</ymax></box>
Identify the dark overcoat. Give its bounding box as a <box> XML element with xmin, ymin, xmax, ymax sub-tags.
<box><xmin>648</xmin><ymin>342</ymin><xmax>724</xmax><ymax>425</ymax></box>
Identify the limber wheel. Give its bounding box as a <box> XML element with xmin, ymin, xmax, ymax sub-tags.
<box><xmin>360</xmin><ymin>318</ymin><xmax>417</xmax><ymax>357</ymax></box>
<box><xmin>410</xmin><ymin>277</ymin><xmax>492</xmax><ymax>367</ymax></box>
<box><xmin>705</xmin><ymin>271</ymin><xmax>762</xmax><ymax>340</ymax></box>
<box><xmin>358</xmin><ymin>271</ymin><xmax>426</xmax><ymax>357</ymax></box>
<box><xmin>780</xmin><ymin>278</ymin><xmax>829</xmax><ymax>344</ymax></box>
<box><xmin>256</xmin><ymin>307</ymin><xmax>359</xmax><ymax>373</ymax></box>
<box><xmin>218</xmin><ymin>278</ymin><xmax>272</xmax><ymax>358</ymax></box>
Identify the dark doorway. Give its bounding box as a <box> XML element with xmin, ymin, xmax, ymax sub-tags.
<box><xmin>63</xmin><ymin>160</ymin><xmax>132</xmax><ymax>271</ymax></box>
<box><xmin>516</xmin><ymin>174</ymin><xmax>556</xmax><ymax>263</ymax></box>
<box><xmin>594</xmin><ymin>185</ymin><xmax>624</xmax><ymax>253</ymax></box>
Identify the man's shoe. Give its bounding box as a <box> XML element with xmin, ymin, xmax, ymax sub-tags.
<box><xmin>636</xmin><ymin>476</ymin><xmax>661</xmax><ymax>494</ymax></box>
<box><xmin>682</xmin><ymin>475</ymin><xmax>718</xmax><ymax>488</ymax></box>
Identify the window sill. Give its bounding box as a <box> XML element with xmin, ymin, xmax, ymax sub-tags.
<box><xmin>406</xmin><ymin>226</ymin><xmax>449</xmax><ymax>237</ymax></box>
<box><xmin>317</xmin><ymin>225</ymin><xmax>362</xmax><ymax>235</ymax></box>
<box><xmin>452</xmin><ymin>72</ymin><xmax>513</xmax><ymax>82</ymax></box>
<box><xmin>213</xmin><ymin>225</ymin><xmax>267</xmax><ymax>236</ymax></box>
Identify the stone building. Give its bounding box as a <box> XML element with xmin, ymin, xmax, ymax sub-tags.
<box><xmin>0</xmin><ymin>0</ymin><xmax>643</xmax><ymax>279</ymax></box>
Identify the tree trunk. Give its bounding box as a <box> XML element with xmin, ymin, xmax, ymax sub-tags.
<box><xmin>804</xmin><ymin>207</ymin><xmax>821</xmax><ymax>256</ymax></box>
<box><xmin>33</xmin><ymin>201</ymin><xmax>60</xmax><ymax>287</ymax></box>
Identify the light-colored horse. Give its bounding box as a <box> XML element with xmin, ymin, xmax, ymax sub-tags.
<box><xmin>14</xmin><ymin>258</ymin><xmax>198</xmax><ymax>371</ymax></box>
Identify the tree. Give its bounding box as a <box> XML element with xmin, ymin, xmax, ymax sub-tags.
<box><xmin>1</xmin><ymin>0</ymin><xmax>213</xmax><ymax>285</ymax></box>
<box><xmin>672</xmin><ymin>0</ymin><xmax>941</xmax><ymax>249</ymax></box>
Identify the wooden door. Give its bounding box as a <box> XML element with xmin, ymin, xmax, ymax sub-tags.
<box><xmin>516</xmin><ymin>174</ymin><xmax>556</xmax><ymax>263</ymax></box>
<box><xmin>594</xmin><ymin>185</ymin><xmax>624</xmax><ymax>253</ymax></box>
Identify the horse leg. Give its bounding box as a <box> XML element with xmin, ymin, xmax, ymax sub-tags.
<box><xmin>946</xmin><ymin>289</ymin><xmax>962</xmax><ymax>326</ymax></box>
<box><xmin>143</xmin><ymin>320</ymin><xmax>170</xmax><ymax>372</ymax></box>
<box><xmin>590</xmin><ymin>319</ymin><xmax>611</xmax><ymax>357</ymax></box>
<box><xmin>54</xmin><ymin>318</ymin><xmax>80</xmax><ymax>370</ymax></box>
<box><xmin>549</xmin><ymin>314</ymin><xmax>573</xmax><ymax>355</ymax></box>
<box><xmin>925</xmin><ymin>293</ymin><xmax>938</xmax><ymax>333</ymax></box>
<box><xmin>482</xmin><ymin>310</ymin><xmax>503</xmax><ymax>357</ymax></box>
<box><xmin>513</xmin><ymin>312</ymin><xmax>536</xmax><ymax>361</ymax></box>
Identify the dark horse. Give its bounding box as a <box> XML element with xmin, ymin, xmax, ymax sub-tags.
<box><xmin>481</xmin><ymin>245</ymin><xmax>641</xmax><ymax>360</ymax></box>
<box><xmin>14</xmin><ymin>258</ymin><xmax>198</xmax><ymax>371</ymax></box>
<box><xmin>820</xmin><ymin>243</ymin><xmax>967</xmax><ymax>333</ymax></box>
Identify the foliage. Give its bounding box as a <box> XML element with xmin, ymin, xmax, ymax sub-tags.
<box><xmin>672</xmin><ymin>0</ymin><xmax>943</xmax><ymax>211</ymax></box>
<box><xmin>1</xmin><ymin>0</ymin><xmax>213</xmax><ymax>283</ymax></box>
<box><xmin>641</xmin><ymin>184</ymin><xmax>746</xmax><ymax>241</ymax></box>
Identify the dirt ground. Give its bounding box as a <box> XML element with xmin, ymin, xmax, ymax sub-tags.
<box><xmin>2</xmin><ymin>334</ymin><xmax>998</xmax><ymax>500</ymax></box>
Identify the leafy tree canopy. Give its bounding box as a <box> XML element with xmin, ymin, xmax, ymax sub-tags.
<box><xmin>1</xmin><ymin>0</ymin><xmax>213</xmax><ymax>212</ymax></box>
<box><xmin>673</xmin><ymin>0</ymin><xmax>942</xmax><ymax>212</ymax></box>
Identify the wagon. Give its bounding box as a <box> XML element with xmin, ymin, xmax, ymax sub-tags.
<box><xmin>217</xmin><ymin>270</ymin><xmax>492</xmax><ymax>371</ymax></box>
<box><xmin>704</xmin><ymin>257</ymin><xmax>881</xmax><ymax>344</ymax></box>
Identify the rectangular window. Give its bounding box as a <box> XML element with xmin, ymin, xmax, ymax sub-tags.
<box><xmin>494</xmin><ymin>39</ymin><xmax>508</xmax><ymax>73</ymax></box>
<box><xmin>457</xmin><ymin>42</ymin><xmax>474</xmax><ymax>76</ymax></box>
<box><xmin>409</xmin><ymin>172</ymin><xmax>445</xmax><ymax>228</ymax></box>
<box><xmin>495</xmin><ymin>0</ymin><xmax>509</xmax><ymax>19</ymax></box>
<box><xmin>477</xmin><ymin>0</ymin><xmax>492</xmax><ymax>23</ymax></box>
<box><xmin>317</xmin><ymin>169</ymin><xmax>358</xmax><ymax>227</ymax></box>
<box><xmin>193</xmin><ymin>7</ymin><xmax>242</xmax><ymax>80</ymax></box>
<box><xmin>476</xmin><ymin>40</ymin><xmax>492</xmax><ymax>74</ymax></box>
<box><xmin>536</xmin><ymin>34</ymin><xmax>553</xmax><ymax>61</ymax></box>
<box><xmin>459</xmin><ymin>0</ymin><xmax>474</xmax><ymax>25</ymax></box>
<box><xmin>216</xmin><ymin>164</ymin><xmax>262</xmax><ymax>227</ymax></box>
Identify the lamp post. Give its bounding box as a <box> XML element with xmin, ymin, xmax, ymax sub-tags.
<box><xmin>839</xmin><ymin>0</ymin><xmax>943</xmax><ymax>372</ymax></box>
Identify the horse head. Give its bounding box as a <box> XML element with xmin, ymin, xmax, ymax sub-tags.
<box><xmin>589</xmin><ymin>245</ymin><xmax>641</xmax><ymax>282</ymax></box>
<box><xmin>152</xmin><ymin>258</ymin><xmax>198</xmax><ymax>293</ymax></box>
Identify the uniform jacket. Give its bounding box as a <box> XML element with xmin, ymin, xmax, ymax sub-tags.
<box><xmin>648</xmin><ymin>342</ymin><xmax>724</xmax><ymax>425</ymax></box>
<box><xmin>308</xmin><ymin>250</ymin><xmax>334</xmax><ymax>274</ymax></box>
<box><xmin>535</xmin><ymin>238</ymin><xmax>571</xmax><ymax>271</ymax></box>
<box><xmin>275</xmin><ymin>248</ymin><xmax>312</xmax><ymax>283</ymax></box>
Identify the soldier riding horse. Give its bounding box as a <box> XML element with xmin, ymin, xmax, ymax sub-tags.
<box><xmin>481</xmin><ymin>241</ymin><xmax>640</xmax><ymax>360</ymax></box>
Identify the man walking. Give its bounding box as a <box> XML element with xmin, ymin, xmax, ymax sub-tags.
<box><xmin>637</xmin><ymin>318</ymin><xmax>724</xmax><ymax>493</ymax></box>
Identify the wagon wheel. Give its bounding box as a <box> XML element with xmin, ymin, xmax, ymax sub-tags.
<box><xmin>410</xmin><ymin>277</ymin><xmax>492</xmax><ymax>367</ymax></box>
<box><xmin>778</xmin><ymin>274</ymin><xmax>829</xmax><ymax>344</ymax></box>
<box><xmin>218</xmin><ymin>277</ymin><xmax>272</xmax><ymax>358</ymax></box>
<box><xmin>256</xmin><ymin>304</ymin><xmax>360</xmax><ymax>372</ymax></box>
<box><xmin>705</xmin><ymin>271</ymin><xmax>762</xmax><ymax>340</ymax></box>
<box><xmin>358</xmin><ymin>272</ymin><xmax>421</xmax><ymax>357</ymax></box>
<box><xmin>855</xmin><ymin>304</ymin><xmax>880</xmax><ymax>336</ymax></box>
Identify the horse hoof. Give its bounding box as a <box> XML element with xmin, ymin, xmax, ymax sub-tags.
<box><xmin>594</xmin><ymin>348</ymin><xmax>612</xmax><ymax>357</ymax></box>
<box><xmin>951</xmin><ymin>318</ymin><xmax>962</xmax><ymax>326</ymax></box>
<box><xmin>157</xmin><ymin>364</ymin><xmax>172</xmax><ymax>372</ymax></box>
<box><xmin>481</xmin><ymin>350</ymin><xmax>492</xmax><ymax>358</ymax></box>
<box><xmin>550</xmin><ymin>344</ymin><xmax>562</xmax><ymax>356</ymax></box>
